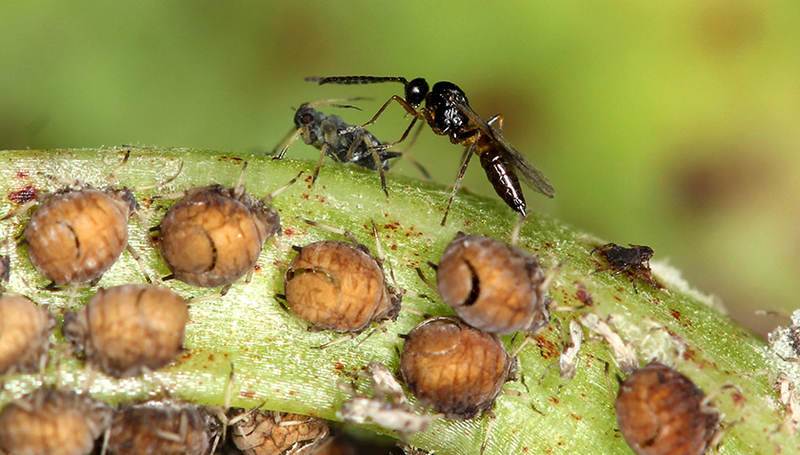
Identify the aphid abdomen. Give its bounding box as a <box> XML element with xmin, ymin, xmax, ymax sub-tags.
<box><xmin>25</xmin><ymin>189</ymin><xmax>133</xmax><ymax>284</ymax></box>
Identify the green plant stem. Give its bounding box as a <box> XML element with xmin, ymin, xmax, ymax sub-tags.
<box><xmin>0</xmin><ymin>147</ymin><xmax>792</xmax><ymax>454</ymax></box>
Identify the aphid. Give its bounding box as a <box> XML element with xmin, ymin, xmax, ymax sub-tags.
<box><xmin>281</xmin><ymin>221</ymin><xmax>401</xmax><ymax>340</ymax></box>
<box><xmin>616</xmin><ymin>362</ymin><xmax>720</xmax><ymax>455</ymax></box>
<box><xmin>227</xmin><ymin>409</ymin><xmax>330</xmax><ymax>455</ymax></box>
<box><xmin>155</xmin><ymin>164</ymin><xmax>292</xmax><ymax>290</ymax></box>
<box><xmin>20</xmin><ymin>186</ymin><xmax>137</xmax><ymax>286</ymax></box>
<box><xmin>105</xmin><ymin>400</ymin><xmax>213</xmax><ymax>455</ymax></box>
<box><xmin>272</xmin><ymin>100</ymin><xmax>405</xmax><ymax>197</ymax></box>
<box><xmin>591</xmin><ymin>243</ymin><xmax>663</xmax><ymax>290</ymax></box>
<box><xmin>0</xmin><ymin>387</ymin><xmax>112</xmax><ymax>455</ymax></box>
<box><xmin>61</xmin><ymin>284</ymin><xmax>190</xmax><ymax>378</ymax></box>
<box><xmin>433</xmin><ymin>233</ymin><xmax>552</xmax><ymax>335</ymax></box>
<box><xmin>0</xmin><ymin>294</ymin><xmax>56</xmax><ymax>375</ymax></box>
<box><xmin>309</xmin><ymin>76</ymin><xmax>556</xmax><ymax>224</ymax></box>
<box><xmin>399</xmin><ymin>316</ymin><xmax>516</xmax><ymax>419</ymax></box>
<box><xmin>339</xmin><ymin>362</ymin><xmax>438</xmax><ymax>439</ymax></box>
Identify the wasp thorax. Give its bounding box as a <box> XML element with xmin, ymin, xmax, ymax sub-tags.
<box><xmin>158</xmin><ymin>184</ymin><xmax>280</xmax><ymax>288</ymax></box>
<box><xmin>229</xmin><ymin>409</ymin><xmax>330</xmax><ymax>455</ymax></box>
<box><xmin>106</xmin><ymin>400</ymin><xmax>212</xmax><ymax>455</ymax></box>
<box><xmin>284</xmin><ymin>240</ymin><xmax>400</xmax><ymax>333</ymax></box>
<box><xmin>62</xmin><ymin>284</ymin><xmax>189</xmax><ymax>378</ymax></box>
<box><xmin>616</xmin><ymin>362</ymin><xmax>719</xmax><ymax>455</ymax></box>
<box><xmin>24</xmin><ymin>187</ymin><xmax>136</xmax><ymax>285</ymax></box>
<box><xmin>0</xmin><ymin>294</ymin><xmax>55</xmax><ymax>375</ymax></box>
<box><xmin>0</xmin><ymin>387</ymin><xmax>111</xmax><ymax>455</ymax></box>
<box><xmin>436</xmin><ymin>233</ymin><xmax>551</xmax><ymax>335</ymax></box>
<box><xmin>399</xmin><ymin>316</ymin><xmax>515</xmax><ymax>419</ymax></box>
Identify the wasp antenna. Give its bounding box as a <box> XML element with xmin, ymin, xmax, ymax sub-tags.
<box><xmin>309</xmin><ymin>76</ymin><xmax>409</xmax><ymax>86</ymax></box>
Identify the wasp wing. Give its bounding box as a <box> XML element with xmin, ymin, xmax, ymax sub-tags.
<box><xmin>454</xmin><ymin>100</ymin><xmax>556</xmax><ymax>198</ymax></box>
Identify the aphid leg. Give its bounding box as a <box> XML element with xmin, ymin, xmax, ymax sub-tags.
<box><xmin>131</xmin><ymin>158</ymin><xmax>184</xmax><ymax>191</ymax></box>
<box><xmin>99</xmin><ymin>425</ymin><xmax>111</xmax><ymax>455</ymax></box>
<box><xmin>312</xmin><ymin>332</ymin><xmax>360</xmax><ymax>350</ymax></box>
<box><xmin>210</xmin><ymin>364</ymin><xmax>236</xmax><ymax>454</ymax></box>
<box><xmin>106</xmin><ymin>149</ymin><xmax>131</xmax><ymax>185</ymax></box>
<box><xmin>263</xmin><ymin>171</ymin><xmax>304</xmax><ymax>203</ymax></box>
<box><xmin>232</xmin><ymin>161</ymin><xmax>248</xmax><ymax>199</ymax></box>
<box><xmin>441</xmin><ymin>142</ymin><xmax>478</xmax><ymax>226</ymax></box>
<box><xmin>272</xmin><ymin>127</ymin><xmax>304</xmax><ymax>160</ymax></box>
<box><xmin>480</xmin><ymin>411</ymin><xmax>497</xmax><ymax>455</ymax></box>
<box><xmin>365</xmin><ymin>141</ymin><xmax>390</xmax><ymax>197</ymax></box>
<box><xmin>273</xmin><ymin>293</ymin><xmax>312</xmax><ymax>330</ymax></box>
<box><xmin>311</xmin><ymin>143</ymin><xmax>329</xmax><ymax>185</ymax></box>
<box><xmin>125</xmin><ymin>243</ymin><xmax>151</xmax><ymax>284</ymax></box>
<box><xmin>185</xmin><ymin>284</ymin><xmax>232</xmax><ymax>304</ymax></box>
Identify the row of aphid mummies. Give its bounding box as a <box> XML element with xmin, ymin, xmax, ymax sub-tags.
<box><xmin>0</xmin><ymin>151</ymin><xmax>723</xmax><ymax>455</ymax></box>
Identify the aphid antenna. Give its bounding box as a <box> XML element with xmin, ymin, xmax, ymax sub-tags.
<box><xmin>302</xmin><ymin>97</ymin><xmax>373</xmax><ymax>110</ymax></box>
<box><xmin>261</xmin><ymin>171</ymin><xmax>304</xmax><ymax>204</ymax></box>
<box><xmin>130</xmin><ymin>158</ymin><xmax>184</xmax><ymax>191</ymax></box>
<box><xmin>414</xmin><ymin>266</ymin><xmax>437</xmax><ymax>294</ymax></box>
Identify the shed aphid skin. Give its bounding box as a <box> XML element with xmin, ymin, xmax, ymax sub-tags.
<box><xmin>308</xmin><ymin>75</ymin><xmax>555</xmax><ymax>224</ymax></box>
<box><xmin>432</xmin><ymin>232</ymin><xmax>552</xmax><ymax>335</ymax></box>
<box><xmin>3</xmin><ymin>151</ymin><xmax>181</xmax><ymax>288</ymax></box>
<box><xmin>155</xmin><ymin>163</ymin><xmax>299</xmax><ymax>293</ymax></box>
<box><xmin>61</xmin><ymin>284</ymin><xmax>190</xmax><ymax>378</ymax></box>
<box><xmin>579</xmin><ymin>313</ymin><xmax>638</xmax><ymax>375</ymax></box>
<box><xmin>399</xmin><ymin>316</ymin><xmax>516</xmax><ymax>420</ymax></box>
<box><xmin>538</xmin><ymin>319</ymin><xmax>583</xmax><ymax>385</ymax></box>
<box><xmin>338</xmin><ymin>362</ymin><xmax>439</xmax><ymax>439</ymax></box>
<box><xmin>272</xmin><ymin>99</ymin><xmax>429</xmax><ymax>197</ymax></box>
<box><xmin>615</xmin><ymin>362</ymin><xmax>721</xmax><ymax>455</ymax></box>
<box><xmin>104</xmin><ymin>400</ymin><xmax>214</xmax><ymax>455</ymax></box>
<box><xmin>279</xmin><ymin>220</ymin><xmax>402</xmax><ymax>348</ymax></box>
<box><xmin>591</xmin><ymin>243</ymin><xmax>663</xmax><ymax>291</ymax></box>
<box><xmin>0</xmin><ymin>386</ymin><xmax>112</xmax><ymax>455</ymax></box>
<box><xmin>226</xmin><ymin>409</ymin><xmax>330</xmax><ymax>455</ymax></box>
<box><xmin>0</xmin><ymin>294</ymin><xmax>56</xmax><ymax>375</ymax></box>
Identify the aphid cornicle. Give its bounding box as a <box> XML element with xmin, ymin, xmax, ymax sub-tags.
<box><xmin>282</xmin><ymin>231</ymin><xmax>401</xmax><ymax>334</ymax></box>
<box><xmin>61</xmin><ymin>284</ymin><xmax>190</xmax><ymax>378</ymax></box>
<box><xmin>309</xmin><ymin>76</ymin><xmax>556</xmax><ymax>224</ymax></box>
<box><xmin>157</xmin><ymin>181</ymin><xmax>281</xmax><ymax>288</ymax></box>
<box><xmin>0</xmin><ymin>387</ymin><xmax>112</xmax><ymax>455</ymax></box>
<box><xmin>435</xmin><ymin>233</ymin><xmax>551</xmax><ymax>335</ymax></box>
<box><xmin>399</xmin><ymin>316</ymin><xmax>516</xmax><ymax>419</ymax></box>
<box><xmin>591</xmin><ymin>242</ymin><xmax>663</xmax><ymax>290</ymax></box>
<box><xmin>616</xmin><ymin>362</ymin><xmax>720</xmax><ymax>455</ymax></box>
<box><xmin>106</xmin><ymin>400</ymin><xmax>212</xmax><ymax>455</ymax></box>
<box><xmin>0</xmin><ymin>294</ymin><xmax>56</xmax><ymax>375</ymax></box>
<box><xmin>22</xmin><ymin>187</ymin><xmax>137</xmax><ymax>285</ymax></box>
<box><xmin>228</xmin><ymin>409</ymin><xmax>330</xmax><ymax>455</ymax></box>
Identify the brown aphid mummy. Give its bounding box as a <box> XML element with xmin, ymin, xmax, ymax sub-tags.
<box><xmin>591</xmin><ymin>242</ymin><xmax>663</xmax><ymax>290</ymax></box>
<box><xmin>283</xmin><ymin>238</ymin><xmax>401</xmax><ymax>334</ymax></box>
<box><xmin>339</xmin><ymin>362</ymin><xmax>438</xmax><ymax>438</ymax></box>
<box><xmin>228</xmin><ymin>409</ymin><xmax>330</xmax><ymax>455</ymax></box>
<box><xmin>435</xmin><ymin>233</ymin><xmax>552</xmax><ymax>335</ymax></box>
<box><xmin>0</xmin><ymin>387</ymin><xmax>112</xmax><ymax>455</ymax></box>
<box><xmin>22</xmin><ymin>187</ymin><xmax>137</xmax><ymax>285</ymax></box>
<box><xmin>616</xmin><ymin>362</ymin><xmax>720</xmax><ymax>455</ymax></box>
<box><xmin>106</xmin><ymin>400</ymin><xmax>213</xmax><ymax>455</ymax></box>
<box><xmin>156</xmin><ymin>181</ymin><xmax>281</xmax><ymax>289</ymax></box>
<box><xmin>62</xmin><ymin>284</ymin><xmax>190</xmax><ymax>378</ymax></box>
<box><xmin>0</xmin><ymin>294</ymin><xmax>56</xmax><ymax>374</ymax></box>
<box><xmin>399</xmin><ymin>316</ymin><xmax>516</xmax><ymax>419</ymax></box>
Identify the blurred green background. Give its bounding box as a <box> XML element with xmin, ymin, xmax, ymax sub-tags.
<box><xmin>1</xmin><ymin>0</ymin><xmax>799</xmax><ymax>337</ymax></box>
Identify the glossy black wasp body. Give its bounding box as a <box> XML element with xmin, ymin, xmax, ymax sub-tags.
<box><xmin>272</xmin><ymin>100</ymin><xmax>405</xmax><ymax>196</ymax></box>
<box><xmin>307</xmin><ymin>76</ymin><xmax>556</xmax><ymax>224</ymax></box>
